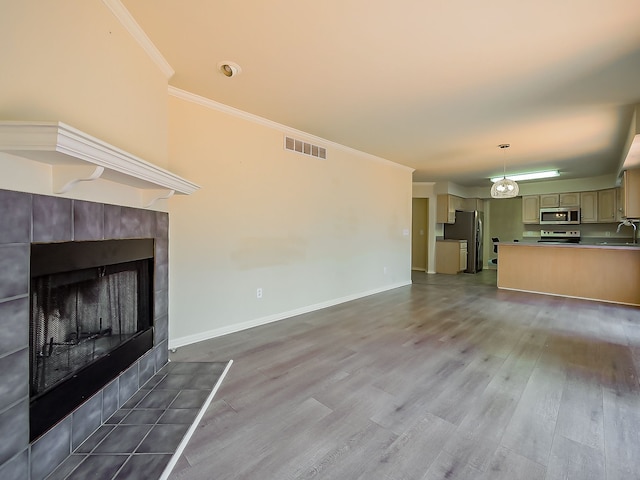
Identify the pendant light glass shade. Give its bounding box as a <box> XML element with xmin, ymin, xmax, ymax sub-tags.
<box><xmin>490</xmin><ymin>143</ymin><xmax>519</xmax><ymax>198</ymax></box>
<box><xmin>491</xmin><ymin>177</ymin><xmax>519</xmax><ymax>198</ymax></box>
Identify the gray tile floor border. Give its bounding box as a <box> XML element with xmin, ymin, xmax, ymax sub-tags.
<box><xmin>46</xmin><ymin>360</ymin><xmax>233</xmax><ymax>480</ymax></box>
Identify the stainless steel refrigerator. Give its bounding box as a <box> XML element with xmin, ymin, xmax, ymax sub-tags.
<box><xmin>444</xmin><ymin>210</ymin><xmax>483</xmax><ymax>273</ymax></box>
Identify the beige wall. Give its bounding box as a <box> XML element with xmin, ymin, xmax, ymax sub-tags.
<box><xmin>167</xmin><ymin>95</ymin><xmax>413</xmax><ymax>346</ymax></box>
<box><xmin>0</xmin><ymin>1</ymin><xmax>169</xmax><ymax>168</ymax></box>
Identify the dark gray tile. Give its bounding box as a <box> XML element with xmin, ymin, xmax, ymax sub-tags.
<box><xmin>0</xmin><ymin>244</ymin><xmax>29</xmax><ymax>299</ymax></box>
<box><xmin>114</xmin><ymin>453</ymin><xmax>172</xmax><ymax>480</ymax></box>
<box><xmin>139</xmin><ymin>351</ymin><xmax>156</xmax><ymax>387</ymax></box>
<box><xmin>170</xmin><ymin>390</ymin><xmax>210</xmax><ymax>409</ymax></box>
<box><xmin>0</xmin><ymin>190</ymin><xmax>31</xmax><ymax>244</ymax></box>
<box><xmin>136</xmin><ymin>424</ymin><xmax>190</xmax><ymax>454</ymax></box>
<box><xmin>30</xmin><ymin>415</ymin><xmax>72</xmax><ymax>480</ymax></box>
<box><xmin>0</xmin><ymin>297</ymin><xmax>28</xmax><ymax>355</ymax></box>
<box><xmin>155</xmin><ymin>211</ymin><xmax>168</xmax><ymax>239</ymax></box>
<box><xmin>104</xmin><ymin>204</ymin><xmax>122</xmax><ymax>239</ymax></box>
<box><xmin>0</xmin><ymin>399</ymin><xmax>28</xmax><ymax>466</ymax></box>
<box><xmin>73</xmin><ymin>200</ymin><xmax>104</xmax><ymax>241</ymax></box>
<box><xmin>121</xmin><ymin>389</ymin><xmax>149</xmax><ymax>410</ymax></box>
<box><xmin>118</xmin><ymin>364</ymin><xmax>139</xmax><ymax>407</ymax></box>
<box><xmin>66</xmin><ymin>454</ymin><xmax>128</xmax><ymax>480</ymax></box>
<box><xmin>155</xmin><ymin>341</ymin><xmax>169</xmax><ymax>371</ymax></box>
<box><xmin>121</xmin><ymin>207</ymin><xmax>153</xmax><ymax>239</ymax></box>
<box><xmin>45</xmin><ymin>454</ymin><xmax>86</xmax><ymax>480</ymax></box>
<box><xmin>155</xmin><ymin>374</ymin><xmax>198</xmax><ymax>390</ymax></box>
<box><xmin>137</xmin><ymin>389</ymin><xmax>180</xmax><ymax>409</ymax></box>
<box><xmin>72</xmin><ymin>393</ymin><xmax>103</xmax><ymax>450</ymax></box>
<box><xmin>93</xmin><ymin>425</ymin><xmax>152</xmax><ymax>454</ymax></box>
<box><xmin>32</xmin><ymin>195</ymin><xmax>72</xmax><ymax>243</ymax></box>
<box><xmin>0</xmin><ymin>348</ymin><xmax>28</xmax><ymax>412</ymax></box>
<box><xmin>154</xmin><ymin>262</ymin><xmax>168</xmax><ymax>293</ymax></box>
<box><xmin>0</xmin><ymin>448</ymin><xmax>28</xmax><ymax>480</ymax></box>
<box><xmin>103</xmin><ymin>379</ymin><xmax>119</xmax><ymax>422</ymax></box>
<box><xmin>140</xmin><ymin>373</ymin><xmax>166</xmax><ymax>390</ymax></box>
<box><xmin>121</xmin><ymin>409</ymin><xmax>164</xmax><ymax>425</ymax></box>
<box><xmin>75</xmin><ymin>425</ymin><xmax>114</xmax><ymax>453</ymax></box>
<box><xmin>105</xmin><ymin>409</ymin><xmax>130</xmax><ymax>425</ymax></box>
<box><xmin>154</xmin><ymin>237</ymin><xmax>168</xmax><ymax>267</ymax></box>
<box><xmin>165</xmin><ymin>362</ymin><xmax>226</xmax><ymax>375</ymax></box>
<box><xmin>154</xmin><ymin>289</ymin><xmax>168</xmax><ymax>321</ymax></box>
<box><xmin>158</xmin><ymin>408</ymin><xmax>200</xmax><ymax>425</ymax></box>
<box><xmin>154</xmin><ymin>314</ymin><xmax>168</xmax><ymax>344</ymax></box>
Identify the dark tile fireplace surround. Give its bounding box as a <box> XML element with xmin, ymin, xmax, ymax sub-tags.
<box><xmin>0</xmin><ymin>189</ymin><xmax>169</xmax><ymax>480</ymax></box>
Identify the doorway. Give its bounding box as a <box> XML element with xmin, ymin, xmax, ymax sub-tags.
<box><xmin>411</xmin><ymin>198</ymin><xmax>429</xmax><ymax>271</ymax></box>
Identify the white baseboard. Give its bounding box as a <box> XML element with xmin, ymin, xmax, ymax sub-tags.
<box><xmin>168</xmin><ymin>281</ymin><xmax>411</xmax><ymax>350</ymax></box>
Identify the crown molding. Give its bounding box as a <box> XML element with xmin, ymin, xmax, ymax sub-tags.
<box><xmin>168</xmin><ymin>86</ymin><xmax>414</xmax><ymax>173</ymax></box>
<box><xmin>102</xmin><ymin>0</ymin><xmax>174</xmax><ymax>79</ymax></box>
<box><xmin>0</xmin><ymin>121</ymin><xmax>199</xmax><ymax>205</ymax></box>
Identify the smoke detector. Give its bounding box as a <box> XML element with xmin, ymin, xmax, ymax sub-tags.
<box><xmin>217</xmin><ymin>61</ymin><xmax>241</xmax><ymax>78</ymax></box>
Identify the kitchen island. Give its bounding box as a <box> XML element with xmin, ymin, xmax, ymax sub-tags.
<box><xmin>497</xmin><ymin>242</ymin><xmax>640</xmax><ymax>306</ymax></box>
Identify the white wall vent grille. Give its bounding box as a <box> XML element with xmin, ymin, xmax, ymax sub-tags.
<box><xmin>284</xmin><ymin>136</ymin><xmax>326</xmax><ymax>159</ymax></box>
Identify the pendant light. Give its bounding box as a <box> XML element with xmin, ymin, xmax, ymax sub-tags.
<box><xmin>491</xmin><ymin>144</ymin><xmax>519</xmax><ymax>198</ymax></box>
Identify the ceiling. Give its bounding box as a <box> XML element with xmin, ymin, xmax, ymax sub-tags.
<box><xmin>122</xmin><ymin>0</ymin><xmax>640</xmax><ymax>187</ymax></box>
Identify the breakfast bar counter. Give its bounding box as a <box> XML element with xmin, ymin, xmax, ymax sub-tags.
<box><xmin>497</xmin><ymin>242</ymin><xmax>640</xmax><ymax>306</ymax></box>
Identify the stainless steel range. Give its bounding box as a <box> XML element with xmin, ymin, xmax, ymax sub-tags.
<box><xmin>538</xmin><ymin>229</ymin><xmax>581</xmax><ymax>244</ymax></box>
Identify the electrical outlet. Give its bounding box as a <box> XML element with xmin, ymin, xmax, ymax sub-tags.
<box><xmin>256</xmin><ymin>288</ymin><xmax>262</xmax><ymax>299</ymax></box>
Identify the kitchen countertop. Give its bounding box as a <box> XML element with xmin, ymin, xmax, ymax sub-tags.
<box><xmin>501</xmin><ymin>241</ymin><xmax>640</xmax><ymax>249</ymax></box>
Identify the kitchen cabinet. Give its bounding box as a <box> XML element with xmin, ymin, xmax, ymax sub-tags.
<box><xmin>580</xmin><ymin>191</ymin><xmax>598</xmax><ymax>223</ymax></box>
<box><xmin>522</xmin><ymin>195</ymin><xmax>540</xmax><ymax>224</ymax></box>
<box><xmin>463</xmin><ymin>198</ymin><xmax>484</xmax><ymax>212</ymax></box>
<box><xmin>436</xmin><ymin>240</ymin><xmax>467</xmax><ymax>274</ymax></box>
<box><xmin>621</xmin><ymin>169</ymin><xmax>640</xmax><ymax>219</ymax></box>
<box><xmin>559</xmin><ymin>192</ymin><xmax>580</xmax><ymax>207</ymax></box>
<box><xmin>436</xmin><ymin>194</ymin><xmax>464</xmax><ymax>223</ymax></box>
<box><xmin>597</xmin><ymin>188</ymin><xmax>617</xmax><ymax>223</ymax></box>
<box><xmin>540</xmin><ymin>194</ymin><xmax>560</xmax><ymax>208</ymax></box>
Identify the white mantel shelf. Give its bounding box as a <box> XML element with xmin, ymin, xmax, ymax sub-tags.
<box><xmin>0</xmin><ymin>121</ymin><xmax>199</xmax><ymax>206</ymax></box>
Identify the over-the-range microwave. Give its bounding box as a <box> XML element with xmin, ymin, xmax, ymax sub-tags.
<box><xmin>539</xmin><ymin>207</ymin><xmax>580</xmax><ymax>225</ymax></box>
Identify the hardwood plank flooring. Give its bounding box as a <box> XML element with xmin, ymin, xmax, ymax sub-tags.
<box><xmin>168</xmin><ymin>270</ymin><xmax>640</xmax><ymax>480</ymax></box>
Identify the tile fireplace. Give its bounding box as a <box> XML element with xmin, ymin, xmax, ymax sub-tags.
<box><xmin>0</xmin><ymin>189</ymin><xmax>169</xmax><ymax>480</ymax></box>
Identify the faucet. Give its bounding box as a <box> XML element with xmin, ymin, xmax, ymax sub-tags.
<box><xmin>616</xmin><ymin>219</ymin><xmax>638</xmax><ymax>244</ymax></box>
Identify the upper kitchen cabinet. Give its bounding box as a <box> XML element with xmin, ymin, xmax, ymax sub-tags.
<box><xmin>539</xmin><ymin>194</ymin><xmax>560</xmax><ymax>208</ymax></box>
<box><xmin>621</xmin><ymin>169</ymin><xmax>640</xmax><ymax>219</ymax></box>
<box><xmin>437</xmin><ymin>194</ymin><xmax>464</xmax><ymax>223</ymax></box>
<box><xmin>597</xmin><ymin>188</ymin><xmax>617</xmax><ymax>222</ymax></box>
<box><xmin>463</xmin><ymin>198</ymin><xmax>484</xmax><ymax>212</ymax></box>
<box><xmin>580</xmin><ymin>191</ymin><xmax>598</xmax><ymax>223</ymax></box>
<box><xmin>559</xmin><ymin>192</ymin><xmax>580</xmax><ymax>207</ymax></box>
<box><xmin>522</xmin><ymin>195</ymin><xmax>540</xmax><ymax>224</ymax></box>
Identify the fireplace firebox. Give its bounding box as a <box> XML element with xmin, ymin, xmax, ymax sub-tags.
<box><xmin>29</xmin><ymin>238</ymin><xmax>154</xmax><ymax>440</ymax></box>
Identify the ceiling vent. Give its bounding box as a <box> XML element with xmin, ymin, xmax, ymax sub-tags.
<box><xmin>284</xmin><ymin>136</ymin><xmax>326</xmax><ymax>159</ymax></box>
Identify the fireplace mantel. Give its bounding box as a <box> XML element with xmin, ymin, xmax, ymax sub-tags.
<box><xmin>0</xmin><ymin>121</ymin><xmax>199</xmax><ymax>207</ymax></box>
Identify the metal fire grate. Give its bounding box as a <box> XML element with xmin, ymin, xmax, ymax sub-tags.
<box><xmin>30</xmin><ymin>264</ymin><xmax>141</xmax><ymax>397</ymax></box>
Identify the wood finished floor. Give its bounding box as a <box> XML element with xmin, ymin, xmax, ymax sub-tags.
<box><xmin>168</xmin><ymin>270</ymin><xmax>640</xmax><ymax>480</ymax></box>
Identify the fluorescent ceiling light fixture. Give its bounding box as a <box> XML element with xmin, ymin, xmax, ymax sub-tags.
<box><xmin>490</xmin><ymin>170</ymin><xmax>560</xmax><ymax>183</ymax></box>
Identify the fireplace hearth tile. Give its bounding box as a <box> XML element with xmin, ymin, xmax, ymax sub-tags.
<box><xmin>30</xmin><ymin>415</ymin><xmax>72</xmax><ymax>480</ymax></box>
<box><xmin>136</xmin><ymin>423</ymin><xmax>190</xmax><ymax>454</ymax></box>
<box><xmin>139</xmin><ymin>350</ymin><xmax>156</xmax><ymax>387</ymax></box>
<box><xmin>0</xmin><ymin>244</ymin><xmax>29</xmax><ymax>299</ymax></box>
<box><xmin>105</xmin><ymin>409</ymin><xmax>131</xmax><ymax>425</ymax></box>
<box><xmin>121</xmin><ymin>388</ymin><xmax>150</xmax><ymax>410</ymax></box>
<box><xmin>114</xmin><ymin>453</ymin><xmax>172</xmax><ymax>480</ymax></box>
<box><xmin>65</xmin><ymin>454</ymin><xmax>128</xmax><ymax>480</ymax></box>
<box><xmin>42</xmin><ymin>454</ymin><xmax>86</xmax><ymax>480</ymax></box>
<box><xmin>73</xmin><ymin>200</ymin><xmax>104</xmax><ymax>241</ymax></box>
<box><xmin>121</xmin><ymin>207</ymin><xmax>154</xmax><ymax>239</ymax></box>
<box><xmin>121</xmin><ymin>409</ymin><xmax>165</xmax><ymax>425</ymax></box>
<box><xmin>137</xmin><ymin>389</ymin><xmax>181</xmax><ymax>409</ymax></box>
<box><xmin>169</xmin><ymin>390</ymin><xmax>210</xmax><ymax>409</ymax></box>
<box><xmin>0</xmin><ymin>297</ymin><xmax>28</xmax><ymax>355</ymax></box>
<box><xmin>102</xmin><ymin>379</ymin><xmax>119</xmax><ymax>422</ymax></box>
<box><xmin>0</xmin><ymin>448</ymin><xmax>29</xmax><ymax>480</ymax></box>
<box><xmin>32</xmin><ymin>195</ymin><xmax>72</xmax><ymax>243</ymax></box>
<box><xmin>75</xmin><ymin>425</ymin><xmax>114</xmax><ymax>453</ymax></box>
<box><xmin>118</xmin><ymin>364</ymin><xmax>140</xmax><ymax>408</ymax></box>
<box><xmin>155</xmin><ymin>340</ymin><xmax>169</xmax><ymax>370</ymax></box>
<box><xmin>104</xmin><ymin>204</ymin><xmax>122</xmax><ymax>239</ymax></box>
<box><xmin>0</xmin><ymin>190</ymin><xmax>31</xmax><ymax>244</ymax></box>
<box><xmin>71</xmin><ymin>394</ymin><xmax>103</xmax><ymax>451</ymax></box>
<box><xmin>155</xmin><ymin>211</ymin><xmax>169</xmax><ymax>239</ymax></box>
<box><xmin>0</xmin><ymin>399</ymin><xmax>29</xmax><ymax>466</ymax></box>
<box><xmin>0</xmin><ymin>348</ymin><xmax>28</xmax><ymax>412</ymax></box>
<box><xmin>157</xmin><ymin>408</ymin><xmax>199</xmax><ymax>425</ymax></box>
<box><xmin>93</xmin><ymin>424</ymin><xmax>152</xmax><ymax>454</ymax></box>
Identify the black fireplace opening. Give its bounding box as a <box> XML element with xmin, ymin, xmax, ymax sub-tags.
<box><xmin>29</xmin><ymin>239</ymin><xmax>154</xmax><ymax>441</ymax></box>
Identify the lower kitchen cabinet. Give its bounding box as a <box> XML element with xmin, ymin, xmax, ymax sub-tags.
<box><xmin>436</xmin><ymin>239</ymin><xmax>467</xmax><ymax>274</ymax></box>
